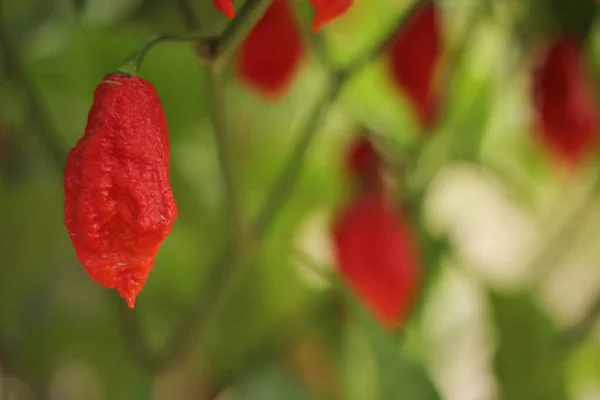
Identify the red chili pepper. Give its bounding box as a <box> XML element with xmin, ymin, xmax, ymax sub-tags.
<box><xmin>345</xmin><ymin>136</ymin><xmax>384</xmax><ymax>191</ymax></box>
<box><xmin>532</xmin><ymin>36</ymin><xmax>598</xmax><ymax>166</ymax></box>
<box><xmin>64</xmin><ymin>73</ymin><xmax>178</xmax><ymax>308</ymax></box>
<box><xmin>309</xmin><ymin>0</ymin><xmax>353</xmax><ymax>32</ymax></box>
<box><xmin>332</xmin><ymin>191</ymin><xmax>420</xmax><ymax>328</ymax></box>
<box><xmin>213</xmin><ymin>0</ymin><xmax>235</xmax><ymax>18</ymax></box>
<box><xmin>388</xmin><ymin>2</ymin><xmax>442</xmax><ymax>129</ymax></box>
<box><xmin>237</xmin><ymin>0</ymin><xmax>304</xmax><ymax>97</ymax></box>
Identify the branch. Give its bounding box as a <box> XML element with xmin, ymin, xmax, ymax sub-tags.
<box><xmin>205</xmin><ymin>64</ymin><xmax>247</xmax><ymax>274</ymax></box>
<box><xmin>290</xmin><ymin>0</ymin><xmax>331</xmax><ymax>69</ymax></box>
<box><xmin>344</xmin><ymin>0</ymin><xmax>428</xmax><ymax>77</ymax></box>
<box><xmin>213</xmin><ymin>0</ymin><xmax>274</xmax><ymax>68</ymax></box>
<box><xmin>152</xmin><ymin>76</ymin><xmax>344</xmax><ymax>370</ymax></box>
<box><xmin>147</xmin><ymin>0</ymin><xmax>430</xmax><ymax>372</ymax></box>
<box><xmin>254</xmin><ymin>76</ymin><xmax>343</xmax><ymax>235</ymax></box>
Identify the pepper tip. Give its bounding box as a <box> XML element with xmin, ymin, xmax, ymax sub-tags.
<box><xmin>117</xmin><ymin>287</ymin><xmax>139</xmax><ymax>309</ymax></box>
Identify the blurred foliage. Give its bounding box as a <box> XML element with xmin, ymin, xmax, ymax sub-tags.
<box><xmin>490</xmin><ymin>292</ymin><xmax>567</xmax><ymax>400</ymax></box>
<box><xmin>0</xmin><ymin>0</ymin><xmax>599</xmax><ymax>399</ymax></box>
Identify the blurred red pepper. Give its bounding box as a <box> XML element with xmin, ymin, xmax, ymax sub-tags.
<box><xmin>213</xmin><ymin>0</ymin><xmax>236</xmax><ymax>18</ymax></box>
<box><xmin>332</xmin><ymin>137</ymin><xmax>420</xmax><ymax>328</ymax></box>
<box><xmin>237</xmin><ymin>0</ymin><xmax>304</xmax><ymax>97</ymax></box>
<box><xmin>388</xmin><ymin>2</ymin><xmax>442</xmax><ymax>129</ymax></box>
<box><xmin>309</xmin><ymin>0</ymin><xmax>353</xmax><ymax>32</ymax></box>
<box><xmin>64</xmin><ymin>73</ymin><xmax>178</xmax><ymax>308</ymax></box>
<box><xmin>532</xmin><ymin>36</ymin><xmax>598</xmax><ymax>166</ymax></box>
<box><xmin>332</xmin><ymin>191</ymin><xmax>420</xmax><ymax>328</ymax></box>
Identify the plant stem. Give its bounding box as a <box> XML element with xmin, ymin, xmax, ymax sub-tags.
<box><xmin>255</xmin><ymin>76</ymin><xmax>343</xmax><ymax>236</ymax></box>
<box><xmin>154</xmin><ymin>76</ymin><xmax>343</xmax><ymax>371</ymax></box>
<box><xmin>149</xmin><ymin>0</ymin><xmax>431</xmax><ymax>372</ymax></box>
<box><xmin>213</xmin><ymin>0</ymin><xmax>274</xmax><ymax>69</ymax></box>
<box><xmin>118</xmin><ymin>33</ymin><xmax>214</xmax><ymax>76</ymax></box>
<box><xmin>290</xmin><ymin>0</ymin><xmax>331</xmax><ymax>69</ymax></box>
<box><xmin>206</xmin><ymin>64</ymin><xmax>246</xmax><ymax>268</ymax></box>
<box><xmin>344</xmin><ymin>0</ymin><xmax>427</xmax><ymax>77</ymax></box>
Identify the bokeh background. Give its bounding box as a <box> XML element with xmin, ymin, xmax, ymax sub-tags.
<box><xmin>1</xmin><ymin>0</ymin><xmax>600</xmax><ymax>399</ymax></box>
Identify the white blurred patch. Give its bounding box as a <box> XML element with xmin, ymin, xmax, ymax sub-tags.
<box><xmin>576</xmin><ymin>386</ymin><xmax>600</xmax><ymax>400</ymax></box>
<box><xmin>424</xmin><ymin>163</ymin><xmax>540</xmax><ymax>289</ymax></box>
<box><xmin>537</xmin><ymin>199</ymin><xmax>600</xmax><ymax>329</ymax></box>
<box><xmin>421</xmin><ymin>262</ymin><xmax>498</xmax><ymax>400</ymax></box>
<box><xmin>50</xmin><ymin>359</ymin><xmax>104</xmax><ymax>400</ymax></box>
<box><xmin>291</xmin><ymin>208</ymin><xmax>335</xmax><ymax>290</ymax></box>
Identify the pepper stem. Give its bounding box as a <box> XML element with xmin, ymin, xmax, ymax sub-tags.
<box><xmin>117</xmin><ymin>33</ymin><xmax>214</xmax><ymax>76</ymax></box>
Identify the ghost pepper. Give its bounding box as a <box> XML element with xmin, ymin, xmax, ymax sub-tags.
<box><xmin>388</xmin><ymin>1</ymin><xmax>442</xmax><ymax>129</ymax></box>
<box><xmin>64</xmin><ymin>73</ymin><xmax>178</xmax><ymax>308</ymax></box>
<box><xmin>332</xmin><ymin>136</ymin><xmax>420</xmax><ymax>328</ymax></box>
<box><xmin>532</xmin><ymin>35</ymin><xmax>598</xmax><ymax>166</ymax></box>
<box><xmin>332</xmin><ymin>191</ymin><xmax>420</xmax><ymax>328</ymax></box>
<box><xmin>237</xmin><ymin>0</ymin><xmax>305</xmax><ymax>97</ymax></box>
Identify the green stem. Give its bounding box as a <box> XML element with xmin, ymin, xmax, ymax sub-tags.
<box><xmin>126</xmin><ymin>0</ymin><xmax>434</xmax><ymax>373</ymax></box>
<box><xmin>118</xmin><ymin>33</ymin><xmax>214</xmax><ymax>76</ymax></box>
<box><xmin>206</xmin><ymin>64</ymin><xmax>246</xmax><ymax>269</ymax></box>
<box><xmin>290</xmin><ymin>0</ymin><xmax>331</xmax><ymax>69</ymax></box>
<box><xmin>255</xmin><ymin>76</ymin><xmax>344</xmax><ymax>236</ymax></box>
<box><xmin>213</xmin><ymin>0</ymin><xmax>274</xmax><ymax>69</ymax></box>
<box><xmin>154</xmin><ymin>76</ymin><xmax>344</xmax><ymax>371</ymax></box>
<box><xmin>344</xmin><ymin>0</ymin><xmax>427</xmax><ymax>77</ymax></box>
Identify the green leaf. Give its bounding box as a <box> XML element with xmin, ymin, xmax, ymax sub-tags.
<box><xmin>490</xmin><ymin>291</ymin><xmax>568</xmax><ymax>400</ymax></box>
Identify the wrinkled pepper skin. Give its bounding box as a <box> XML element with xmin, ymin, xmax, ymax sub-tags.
<box><xmin>332</xmin><ymin>192</ymin><xmax>420</xmax><ymax>329</ymax></box>
<box><xmin>237</xmin><ymin>0</ymin><xmax>304</xmax><ymax>97</ymax></box>
<box><xmin>213</xmin><ymin>0</ymin><xmax>235</xmax><ymax>18</ymax></box>
<box><xmin>64</xmin><ymin>74</ymin><xmax>178</xmax><ymax>308</ymax></box>
<box><xmin>309</xmin><ymin>0</ymin><xmax>353</xmax><ymax>32</ymax></box>
<box><xmin>388</xmin><ymin>1</ymin><xmax>441</xmax><ymax>128</ymax></box>
<box><xmin>532</xmin><ymin>36</ymin><xmax>598</xmax><ymax>166</ymax></box>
